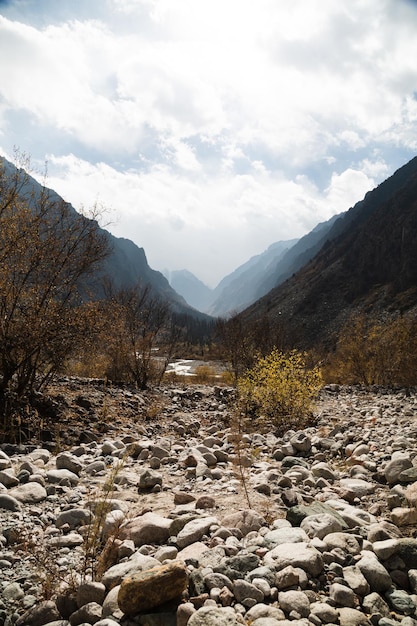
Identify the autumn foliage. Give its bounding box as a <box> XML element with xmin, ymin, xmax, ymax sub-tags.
<box><xmin>237</xmin><ymin>348</ymin><xmax>322</xmax><ymax>434</ymax></box>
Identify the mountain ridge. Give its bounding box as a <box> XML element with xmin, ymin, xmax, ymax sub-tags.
<box><xmin>240</xmin><ymin>155</ymin><xmax>417</xmax><ymax>347</ymax></box>
<box><xmin>0</xmin><ymin>155</ymin><xmax>210</xmax><ymax>320</ymax></box>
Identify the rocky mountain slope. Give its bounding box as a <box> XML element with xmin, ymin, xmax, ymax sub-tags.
<box><xmin>241</xmin><ymin>156</ymin><xmax>417</xmax><ymax>347</ymax></box>
<box><xmin>0</xmin><ymin>156</ymin><xmax>206</xmax><ymax>319</ymax></box>
<box><xmin>2</xmin><ymin>380</ymin><xmax>417</xmax><ymax>625</ymax></box>
<box><xmin>207</xmin><ymin>240</ymin><xmax>298</xmax><ymax>317</ymax></box>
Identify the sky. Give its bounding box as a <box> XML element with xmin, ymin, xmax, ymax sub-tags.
<box><xmin>0</xmin><ymin>1</ymin><xmax>417</xmax><ymax>287</ymax></box>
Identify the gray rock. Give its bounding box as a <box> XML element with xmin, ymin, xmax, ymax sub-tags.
<box><xmin>324</xmin><ymin>499</ymin><xmax>377</xmax><ymax>528</ymax></box>
<box><xmin>102</xmin><ymin>508</ymin><xmax>125</xmax><ymax>540</ymax></box>
<box><xmin>264</xmin><ymin>526</ymin><xmax>308</xmax><ymax>548</ymax></box>
<box><xmin>356</xmin><ymin>551</ymin><xmax>392</xmax><ymax>593</ymax></box>
<box><xmin>176</xmin><ymin>515</ymin><xmax>218</xmax><ymax>548</ymax></box>
<box><xmin>339</xmin><ymin>478</ymin><xmax>376</xmax><ymax>498</ymax></box>
<box><xmin>290</xmin><ymin>432</ymin><xmax>312</xmax><ymax>453</ymax></box>
<box><xmin>221</xmin><ymin>509</ymin><xmax>266</xmax><ymax>535</ymax></box>
<box><xmin>0</xmin><ymin>450</ymin><xmax>11</xmax><ymax>470</ymax></box>
<box><xmin>76</xmin><ymin>582</ymin><xmax>106</xmax><ymax>608</ymax></box>
<box><xmin>84</xmin><ymin>460</ymin><xmax>106</xmax><ymax>476</ymax></box>
<box><xmin>397</xmin><ymin>538</ymin><xmax>417</xmax><ymax>568</ymax></box>
<box><xmin>56</xmin><ymin>452</ymin><xmax>83</xmax><ymax>476</ymax></box>
<box><xmin>390</xmin><ymin>507</ymin><xmax>417</xmax><ymax>526</ymax></box>
<box><xmin>311</xmin><ymin>462</ymin><xmax>337</xmax><ymax>481</ymax></box>
<box><xmin>372</xmin><ymin>539</ymin><xmax>399</xmax><ymax>561</ymax></box>
<box><xmin>384</xmin><ymin>455</ymin><xmax>413</xmax><ymax>485</ymax></box>
<box><xmin>278</xmin><ymin>590</ymin><xmax>311</xmax><ymax>617</ymax></box>
<box><xmin>343</xmin><ymin>565</ymin><xmax>370</xmax><ymax>596</ymax></box>
<box><xmin>154</xmin><ymin>545</ymin><xmax>178</xmax><ymax>564</ymax></box>
<box><xmin>48</xmin><ymin>532</ymin><xmax>84</xmax><ymax>548</ymax></box>
<box><xmin>384</xmin><ymin>589</ymin><xmax>417</xmax><ymax>615</ymax></box>
<box><xmin>264</xmin><ymin>542</ymin><xmax>324</xmax><ymax>576</ymax></box>
<box><xmin>56</xmin><ymin>508</ymin><xmax>93</xmax><ymax>530</ymax></box>
<box><xmin>9</xmin><ymin>481</ymin><xmax>47</xmax><ymax>503</ymax></box>
<box><xmin>2</xmin><ymin>582</ymin><xmax>24</xmax><ymax>601</ymax></box>
<box><xmin>301</xmin><ymin>513</ymin><xmax>343</xmax><ymax>539</ymax></box>
<box><xmin>233</xmin><ymin>578</ymin><xmax>264</xmax><ymax>604</ymax></box>
<box><xmin>204</xmin><ymin>572</ymin><xmax>233</xmax><ymax>591</ymax></box>
<box><xmin>137</xmin><ymin>468</ymin><xmax>163</xmax><ymax>489</ymax></box>
<box><xmin>338</xmin><ymin>607</ymin><xmax>372</xmax><ymax>626</ymax></box>
<box><xmin>101</xmin><ymin>553</ymin><xmax>159</xmax><ymax>589</ymax></box>
<box><xmin>274</xmin><ymin>565</ymin><xmax>300</xmax><ymax>589</ymax></box>
<box><xmin>0</xmin><ymin>493</ymin><xmax>21</xmax><ymax>511</ymax></box>
<box><xmin>399</xmin><ymin>467</ymin><xmax>417</xmax><ymax>483</ymax></box>
<box><xmin>30</xmin><ymin>448</ymin><xmax>51</xmax><ymax>463</ymax></box>
<box><xmin>310</xmin><ymin>601</ymin><xmax>339</xmax><ymax>623</ymax></box>
<box><xmin>69</xmin><ymin>601</ymin><xmax>102</xmax><ymax>625</ymax></box>
<box><xmin>177</xmin><ymin>602</ymin><xmax>197</xmax><ymax>626</ymax></box>
<box><xmin>286</xmin><ymin>501</ymin><xmax>349</xmax><ymax>529</ymax></box>
<box><xmin>101</xmin><ymin>585</ymin><xmax>123</xmax><ymax>620</ymax></box>
<box><xmin>362</xmin><ymin>592</ymin><xmax>391</xmax><ymax>618</ymax></box>
<box><xmin>245</xmin><ymin>604</ymin><xmax>285</xmax><ymax>623</ymax></box>
<box><xmin>118</xmin><ymin>512</ymin><xmax>172</xmax><ymax>546</ymax></box>
<box><xmin>0</xmin><ymin>469</ymin><xmax>18</xmax><ymax>488</ymax></box>
<box><xmin>15</xmin><ymin>600</ymin><xmax>60</xmax><ymax>626</ymax></box>
<box><xmin>329</xmin><ymin>582</ymin><xmax>356</xmax><ymax>608</ymax></box>
<box><xmin>367</xmin><ymin>521</ymin><xmax>403</xmax><ymax>542</ymax></box>
<box><xmin>408</xmin><ymin>569</ymin><xmax>417</xmax><ymax>594</ymax></box>
<box><xmin>46</xmin><ymin>469</ymin><xmax>80</xmax><ymax>486</ymax></box>
<box><xmin>187</xmin><ymin>606</ymin><xmax>246</xmax><ymax>625</ymax></box>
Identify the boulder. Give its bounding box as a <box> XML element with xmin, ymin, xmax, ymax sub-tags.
<box><xmin>384</xmin><ymin>455</ymin><xmax>413</xmax><ymax>485</ymax></box>
<box><xmin>176</xmin><ymin>516</ymin><xmax>218</xmax><ymax>549</ymax></box>
<box><xmin>9</xmin><ymin>482</ymin><xmax>47</xmax><ymax>503</ymax></box>
<box><xmin>118</xmin><ymin>512</ymin><xmax>172</xmax><ymax>546</ymax></box>
<box><xmin>221</xmin><ymin>509</ymin><xmax>266</xmax><ymax>535</ymax></box>
<box><xmin>356</xmin><ymin>552</ymin><xmax>392</xmax><ymax>593</ymax></box>
<box><xmin>187</xmin><ymin>606</ymin><xmax>246</xmax><ymax>625</ymax></box>
<box><xmin>264</xmin><ymin>542</ymin><xmax>324</xmax><ymax>577</ymax></box>
<box><xmin>118</xmin><ymin>560</ymin><xmax>188</xmax><ymax>615</ymax></box>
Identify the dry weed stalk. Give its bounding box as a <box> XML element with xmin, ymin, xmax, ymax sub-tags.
<box><xmin>82</xmin><ymin>454</ymin><xmax>127</xmax><ymax>582</ymax></box>
<box><xmin>229</xmin><ymin>405</ymin><xmax>252</xmax><ymax>509</ymax></box>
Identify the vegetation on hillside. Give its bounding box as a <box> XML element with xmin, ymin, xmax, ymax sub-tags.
<box><xmin>324</xmin><ymin>311</ymin><xmax>417</xmax><ymax>386</ymax></box>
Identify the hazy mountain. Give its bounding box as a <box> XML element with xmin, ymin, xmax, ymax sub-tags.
<box><xmin>208</xmin><ymin>239</ymin><xmax>298</xmax><ymax>317</ymax></box>
<box><xmin>240</xmin><ymin>156</ymin><xmax>417</xmax><ymax>348</ymax></box>
<box><xmin>255</xmin><ymin>213</ymin><xmax>343</xmax><ymax>299</ymax></box>
<box><xmin>206</xmin><ymin>213</ymin><xmax>344</xmax><ymax>318</ymax></box>
<box><xmin>0</xmin><ymin>156</ymin><xmax>207</xmax><ymax>318</ymax></box>
<box><xmin>168</xmin><ymin>269</ymin><xmax>213</xmax><ymax>311</ymax></box>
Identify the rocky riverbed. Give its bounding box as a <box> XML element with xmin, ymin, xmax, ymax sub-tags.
<box><xmin>1</xmin><ymin>380</ymin><xmax>417</xmax><ymax>626</ymax></box>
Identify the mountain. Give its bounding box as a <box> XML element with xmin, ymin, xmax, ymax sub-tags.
<box><xmin>0</xmin><ymin>156</ymin><xmax>207</xmax><ymax>318</ymax></box>
<box><xmin>207</xmin><ymin>239</ymin><xmax>299</xmax><ymax>317</ymax></box>
<box><xmin>240</xmin><ymin>156</ymin><xmax>417</xmax><ymax>348</ymax></box>
<box><xmin>168</xmin><ymin>270</ymin><xmax>213</xmax><ymax>311</ymax></box>
<box><xmin>255</xmin><ymin>213</ymin><xmax>343</xmax><ymax>299</ymax></box>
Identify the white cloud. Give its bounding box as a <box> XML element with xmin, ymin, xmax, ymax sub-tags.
<box><xmin>0</xmin><ymin>0</ymin><xmax>416</xmax><ymax>285</ymax></box>
<box><xmin>41</xmin><ymin>154</ymin><xmax>377</xmax><ymax>285</ymax></box>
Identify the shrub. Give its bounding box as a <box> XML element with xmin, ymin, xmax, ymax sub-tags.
<box><xmin>325</xmin><ymin>312</ymin><xmax>417</xmax><ymax>386</ymax></box>
<box><xmin>237</xmin><ymin>348</ymin><xmax>322</xmax><ymax>434</ymax></box>
<box><xmin>193</xmin><ymin>364</ymin><xmax>217</xmax><ymax>383</ymax></box>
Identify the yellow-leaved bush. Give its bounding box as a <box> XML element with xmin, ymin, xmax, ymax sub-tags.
<box><xmin>237</xmin><ymin>348</ymin><xmax>322</xmax><ymax>434</ymax></box>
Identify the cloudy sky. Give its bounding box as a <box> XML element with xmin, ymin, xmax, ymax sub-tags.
<box><xmin>1</xmin><ymin>0</ymin><xmax>417</xmax><ymax>287</ymax></box>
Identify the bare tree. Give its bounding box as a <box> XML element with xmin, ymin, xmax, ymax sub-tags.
<box><xmin>102</xmin><ymin>282</ymin><xmax>172</xmax><ymax>389</ymax></box>
<box><xmin>0</xmin><ymin>154</ymin><xmax>110</xmax><ymax>404</ymax></box>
